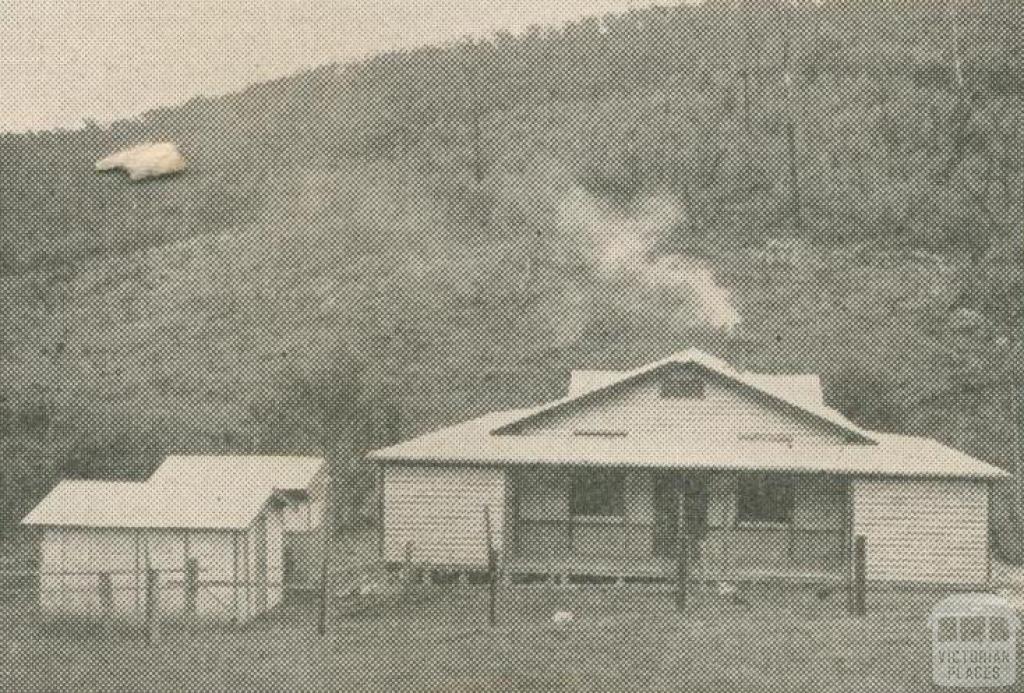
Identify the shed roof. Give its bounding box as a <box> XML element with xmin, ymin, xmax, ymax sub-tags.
<box><xmin>148</xmin><ymin>455</ymin><xmax>325</xmax><ymax>491</ymax></box>
<box><xmin>21</xmin><ymin>480</ymin><xmax>279</xmax><ymax>529</ymax></box>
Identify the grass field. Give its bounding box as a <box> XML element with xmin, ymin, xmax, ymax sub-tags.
<box><xmin>4</xmin><ymin>579</ymin><xmax>1019</xmax><ymax>693</ymax></box>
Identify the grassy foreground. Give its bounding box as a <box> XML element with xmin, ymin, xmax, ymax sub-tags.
<box><xmin>3</xmin><ymin>583</ymin><xmax>1017</xmax><ymax>692</ymax></box>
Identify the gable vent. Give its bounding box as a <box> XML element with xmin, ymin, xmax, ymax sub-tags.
<box><xmin>660</xmin><ymin>372</ymin><xmax>705</xmax><ymax>399</ymax></box>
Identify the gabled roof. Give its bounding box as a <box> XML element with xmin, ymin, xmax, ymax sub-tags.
<box><xmin>493</xmin><ymin>349</ymin><xmax>872</xmax><ymax>442</ymax></box>
<box><xmin>367</xmin><ymin>408</ymin><xmax>1008</xmax><ymax>480</ymax></box>
<box><xmin>567</xmin><ymin>370</ymin><xmax>624</xmax><ymax>397</ymax></box>
<box><xmin>368</xmin><ymin>350</ymin><xmax>1010</xmax><ymax>481</ymax></box>
<box><xmin>148</xmin><ymin>455</ymin><xmax>325</xmax><ymax>492</ymax></box>
<box><xmin>21</xmin><ymin>480</ymin><xmax>280</xmax><ymax>529</ymax></box>
<box><xmin>568</xmin><ymin>368</ymin><xmax>825</xmax><ymax>408</ymax></box>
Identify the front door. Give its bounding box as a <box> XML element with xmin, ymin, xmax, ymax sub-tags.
<box><xmin>680</xmin><ymin>474</ymin><xmax>709</xmax><ymax>561</ymax></box>
<box><xmin>652</xmin><ymin>473</ymin><xmax>679</xmax><ymax>558</ymax></box>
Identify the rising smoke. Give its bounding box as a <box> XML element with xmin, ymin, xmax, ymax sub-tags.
<box><xmin>557</xmin><ymin>187</ymin><xmax>741</xmax><ymax>332</ymax></box>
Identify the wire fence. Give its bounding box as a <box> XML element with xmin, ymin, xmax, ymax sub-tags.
<box><xmin>0</xmin><ymin>513</ymin><xmax>872</xmax><ymax>646</ymax></box>
<box><xmin>0</xmin><ymin>550</ymin><xmax>437</xmax><ymax>643</ymax></box>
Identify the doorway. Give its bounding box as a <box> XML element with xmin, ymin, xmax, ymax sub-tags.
<box><xmin>652</xmin><ymin>473</ymin><xmax>709</xmax><ymax>558</ymax></box>
<box><xmin>652</xmin><ymin>473</ymin><xmax>679</xmax><ymax>558</ymax></box>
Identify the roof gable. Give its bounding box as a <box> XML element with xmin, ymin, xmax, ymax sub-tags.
<box><xmin>494</xmin><ymin>350</ymin><xmax>873</xmax><ymax>444</ymax></box>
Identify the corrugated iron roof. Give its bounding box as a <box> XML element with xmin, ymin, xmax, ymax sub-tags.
<box><xmin>21</xmin><ymin>480</ymin><xmax>278</xmax><ymax>529</ymax></box>
<box><xmin>22</xmin><ymin>456</ymin><xmax>325</xmax><ymax>529</ymax></box>
<box><xmin>493</xmin><ymin>350</ymin><xmax>873</xmax><ymax>441</ymax></box>
<box><xmin>369</xmin><ymin>350</ymin><xmax>1009</xmax><ymax>481</ymax></box>
<box><xmin>743</xmin><ymin>373</ymin><xmax>824</xmax><ymax>409</ymax></box>
<box><xmin>569</xmin><ymin>368</ymin><xmax>825</xmax><ymax>408</ymax></box>
<box><xmin>368</xmin><ymin>407</ymin><xmax>1007</xmax><ymax>479</ymax></box>
<box><xmin>148</xmin><ymin>455</ymin><xmax>325</xmax><ymax>491</ymax></box>
<box><xmin>567</xmin><ymin>370</ymin><xmax>624</xmax><ymax>397</ymax></box>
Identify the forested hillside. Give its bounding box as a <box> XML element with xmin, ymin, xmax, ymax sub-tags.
<box><xmin>1</xmin><ymin>1</ymin><xmax>1021</xmax><ymax>547</ymax></box>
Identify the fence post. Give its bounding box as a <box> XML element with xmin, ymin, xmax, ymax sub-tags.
<box><xmin>144</xmin><ymin>568</ymin><xmax>158</xmax><ymax>644</ymax></box>
<box><xmin>184</xmin><ymin>558</ymin><xmax>199</xmax><ymax>617</ymax></box>
<box><xmin>98</xmin><ymin>571</ymin><xmax>113</xmax><ymax>635</ymax></box>
<box><xmin>675</xmin><ymin>534</ymin><xmax>689</xmax><ymax>612</ymax></box>
<box><xmin>317</xmin><ymin>548</ymin><xmax>329</xmax><ymax>636</ymax></box>
<box><xmin>99</xmin><ymin>571</ymin><xmax>113</xmax><ymax>610</ymax></box>
<box><xmin>0</xmin><ymin>470</ymin><xmax>5</xmax><ymax>552</ymax></box>
<box><xmin>403</xmin><ymin>541</ymin><xmax>414</xmax><ymax>586</ymax></box>
<box><xmin>851</xmin><ymin>535</ymin><xmax>866</xmax><ymax>617</ymax></box>
<box><xmin>484</xmin><ymin>505</ymin><xmax>497</xmax><ymax>627</ymax></box>
<box><xmin>282</xmin><ymin>547</ymin><xmax>295</xmax><ymax>589</ymax></box>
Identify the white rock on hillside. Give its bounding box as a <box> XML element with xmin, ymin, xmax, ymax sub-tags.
<box><xmin>95</xmin><ymin>142</ymin><xmax>186</xmax><ymax>181</ymax></box>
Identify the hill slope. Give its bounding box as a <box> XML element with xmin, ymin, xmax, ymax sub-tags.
<box><xmin>1</xmin><ymin>1</ymin><xmax>1022</xmax><ymax>536</ymax></box>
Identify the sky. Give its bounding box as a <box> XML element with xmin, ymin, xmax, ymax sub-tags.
<box><xmin>2</xmin><ymin>0</ymin><xmax>663</xmax><ymax>133</ymax></box>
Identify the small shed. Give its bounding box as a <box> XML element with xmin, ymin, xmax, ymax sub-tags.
<box><xmin>148</xmin><ymin>455</ymin><xmax>328</xmax><ymax>585</ymax></box>
<box><xmin>22</xmin><ymin>480</ymin><xmax>285</xmax><ymax>621</ymax></box>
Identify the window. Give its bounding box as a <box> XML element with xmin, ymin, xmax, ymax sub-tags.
<box><xmin>660</xmin><ymin>372</ymin><xmax>704</xmax><ymax>399</ymax></box>
<box><xmin>570</xmin><ymin>470</ymin><xmax>625</xmax><ymax>517</ymax></box>
<box><xmin>736</xmin><ymin>474</ymin><xmax>795</xmax><ymax>523</ymax></box>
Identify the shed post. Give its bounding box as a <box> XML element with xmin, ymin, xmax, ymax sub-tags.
<box><xmin>184</xmin><ymin>558</ymin><xmax>199</xmax><ymax>616</ymax></box>
<box><xmin>0</xmin><ymin>470</ymin><xmax>5</xmax><ymax>551</ymax></box>
<box><xmin>850</xmin><ymin>535</ymin><xmax>866</xmax><ymax>617</ymax></box>
<box><xmin>675</xmin><ymin>534</ymin><xmax>689</xmax><ymax>612</ymax></box>
<box><xmin>317</xmin><ymin>548</ymin><xmax>329</xmax><ymax>636</ymax></box>
<box><xmin>403</xmin><ymin>541</ymin><xmax>414</xmax><ymax>585</ymax></box>
<box><xmin>232</xmin><ymin>532</ymin><xmax>240</xmax><ymax>624</ymax></box>
<box><xmin>484</xmin><ymin>505</ymin><xmax>497</xmax><ymax>627</ymax></box>
<box><xmin>144</xmin><ymin>567</ymin><xmax>159</xmax><ymax>643</ymax></box>
<box><xmin>133</xmin><ymin>530</ymin><xmax>142</xmax><ymax>615</ymax></box>
<box><xmin>378</xmin><ymin>464</ymin><xmax>385</xmax><ymax>561</ymax></box>
<box><xmin>98</xmin><ymin>571</ymin><xmax>113</xmax><ymax>622</ymax></box>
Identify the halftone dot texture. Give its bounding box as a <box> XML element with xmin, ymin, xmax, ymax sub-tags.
<box><xmin>2</xmin><ymin>1</ymin><xmax>1023</xmax><ymax>691</ymax></box>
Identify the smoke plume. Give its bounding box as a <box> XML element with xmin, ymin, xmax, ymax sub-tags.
<box><xmin>557</xmin><ymin>187</ymin><xmax>741</xmax><ymax>332</ymax></box>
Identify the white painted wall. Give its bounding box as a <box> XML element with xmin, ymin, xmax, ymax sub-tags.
<box><xmin>516</xmin><ymin>375</ymin><xmax>846</xmax><ymax>444</ymax></box>
<box><xmin>37</xmin><ymin>507</ymin><xmax>284</xmax><ymax>620</ymax></box>
<box><xmin>383</xmin><ymin>465</ymin><xmax>505</xmax><ymax>567</ymax></box>
<box><xmin>40</xmin><ymin>527</ymin><xmax>138</xmax><ymax>615</ymax></box>
<box><xmin>281</xmin><ymin>468</ymin><xmax>328</xmax><ymax>532</ymax></box>
<box><xmin>852</xmin><ymin>478</ymin><xmax>988</xmax><ymax>585</ymax></box>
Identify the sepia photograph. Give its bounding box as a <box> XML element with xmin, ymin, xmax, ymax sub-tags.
<box><xmin>1</xmin><ymin>1</ymin><xmax>1022</xmax><ymax>690</ymax></box>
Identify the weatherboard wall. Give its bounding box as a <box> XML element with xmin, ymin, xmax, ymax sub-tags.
<box><xmin>281</xmin><ymin>466</ymin><xmax>328</xmax><ymax>533</ymax></box>
<box><xmin>851</xmin><ymin>478</ymin><xmax>988</xmax><ymax>585</ymax></box>
<box><xmin>37</xmin><ymin>507</ymin><xmax>283</xmax><ymax>619</ymax></box>
<box><xmin>514</xmin><ymin>375</ymin><xmax>846</xmax><ymax>444</ymax></box>
<box><xmin>382</xmin><ymin>465</ymin><xmax>504</xmax><ymax>567</ymax></box>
